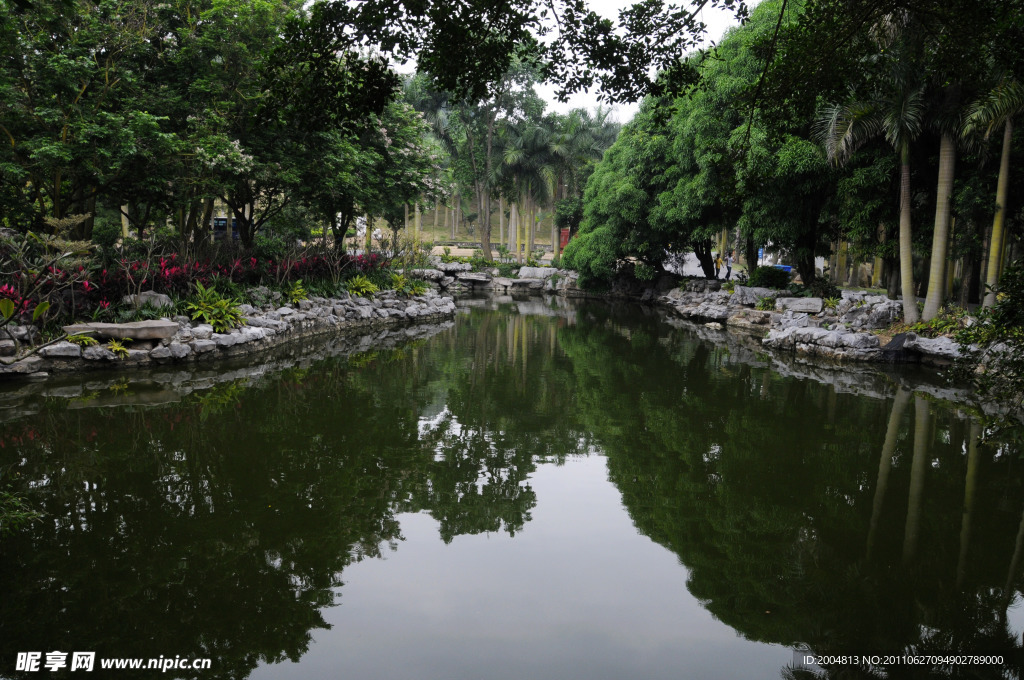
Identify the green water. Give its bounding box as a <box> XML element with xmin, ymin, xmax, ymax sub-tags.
<box><xmin>1</xmin><ymin>298</ymin><xmax>1022</xmax><ymax>679</ymax></box>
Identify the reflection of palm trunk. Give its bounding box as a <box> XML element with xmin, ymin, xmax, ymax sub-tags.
<box><xmin>867</xmin><ymin>388</ymin><xmax>911</xmax><ymax>560</ymax></box>
<box><xmin>903</xmin><ymin>395</ymin><xmax>930</xmax><ymax>565</ymax></box>
<box><xmin>957</xmin><ymin>422</ymin><xmax>982</xmax><ymax>589</ymax></box>
<box><xmin>1003</xmin><ymin>505</ymin><xmax>1024</xmax><ymax>614</ymax></box>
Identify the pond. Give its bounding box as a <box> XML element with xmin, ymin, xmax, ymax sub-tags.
<box><xmin>1</xmin><ymin>297</ymin><xmax>1022</xmax><ymax>679</ymax></box>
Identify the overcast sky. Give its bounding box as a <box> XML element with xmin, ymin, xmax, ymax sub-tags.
<box><xmin>535</xmin><ymin>0</ymin><xmax>743</xmax><ymax>123</ymax></box>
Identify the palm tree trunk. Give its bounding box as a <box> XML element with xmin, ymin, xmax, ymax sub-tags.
<box><xmin>984</xmin><ymin>118</ymin><xmax>1013</xmax><ymax>307</ymax></box>
<box><xmin>899</xmin><ymin>151</ymin><xmax>920</xmax><ymax>323</ymax></box>
<box><xmin>499</xmin><ymin>196</ymin><xmax>505</xmax><ymax>247</ymax></box>
<box><xmin>923</xmin><ymin>133</ymin><xmax>957</xmax><ymax>320</ymax></box>
<box><xmin>509</xmin><ymin>202</ymin><xmax>519</xmax><ymax>264</ymax></box>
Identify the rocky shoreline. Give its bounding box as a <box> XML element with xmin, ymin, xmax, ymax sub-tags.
<box><xmin>0</xmin><ymin>289</ymin><xmax>456</xmax><ymax>380</ymax></box>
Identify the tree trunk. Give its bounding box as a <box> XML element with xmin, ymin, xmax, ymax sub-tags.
<box><xmin>984</xmin><ymin>118</ymin><xmax>1013</xmax><ymax>307</ymax></box>
<box><xmin>693</xmin><ymin>239</ymin><xmax>716</xmax><ymax>278</ymax></box>
<box><xmin>499</xmin><ymin>196</ymin><xmax>505</xmax><ymax>247</ymax></box>
<box><xmin>923</xmin><ymin>132</ymin><xmax>957</xmax><ymax>320</ymax></box>
<box><xmin>744</xmin><ymin>235</ymin><xmax>756</xmax><ymax>275</ymax></box>
<box><xmin>898</xmin><ymin>152</ymin><xmax>920</xmax><ymax>323</ymax></box>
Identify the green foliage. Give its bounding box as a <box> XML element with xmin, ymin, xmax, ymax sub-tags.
<box><xmin>806</xmin><ymin>277</ymin><xmax>842</xmax><ymax>301</ymax></box>
<box><xmin>955</xmin><ymin>264</ymin><xmax>1024</xmax><ymax>412</ymax></box>
<box><xmin>747</xmin><ymin>266</ymin><xmax>792</xmax><ymax>290</ymax></box>
<box><xmin>633</xmin><ymin>262</ymin><xmax>656</xmax><ymax>281</ymax></box>
<box><xmin>824</xmin><ymin>297</ymin><xmax>841</xmax><ymax>311</ymax></box>
<box><xmin>899</xmin><ymin>306</ymin><xmax>970</xmax><ymax>338</ymax></box>
<box><xmin>388</xmin><ymin>273</ymin><xmax>430</xmax><ymax>297</ymax></box>
<box><xmin>756</xmin><ymin>296</ymin><xmax>777</xmax><ymax>311</ymax></box>
<box><xmin>286</xmin><ymin>279</ymin><xmax>308</xmax><ymax>305</ymax></box>
<box><xmin>66</xmin><ymin>334</ymin><xmax>98</xmax><ymax>347</ymax></box>
<box><xmin>253</xmin><ymin>234</ymin><xmax>291</xmax><ymax>262</ymax></box>
<box><xmin>185</xmin><ymin>283</ymin><xmax>243</xmax><ymax>333</ymax></box>
<box><xmin>345</xmin><ymin>275</ymin><xmax>379</xmax><ymax>298</ymax></box>
<box><xmin>0</xmin><ymin>490</ymin><xmax>43</xmax><ymax>535</ymax></box>
<box><xmin>105</xmin><ymin>339</ymin><xmax>131</xmax><ymax>360</ymax></box>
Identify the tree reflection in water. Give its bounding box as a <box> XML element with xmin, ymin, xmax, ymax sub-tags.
<box><xmin>0</xmin><ymin>298</ymin><xmax>1021</xmax><ymax>679</ymax></box>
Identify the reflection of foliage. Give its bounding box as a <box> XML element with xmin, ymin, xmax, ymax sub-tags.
<box><xmin>557</xmin><ymin>310</ymin><xmax>1024</xmax><ymax>676</ymax></box>
<box><xmin>0</xmin><ymin>489</ymin><xmax>43</xmax><ymax>535</ymax></box>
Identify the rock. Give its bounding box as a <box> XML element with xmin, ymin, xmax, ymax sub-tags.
<box><xmin>192</xmin><ymin>324</ymin><xmax>214</xmax><ymax>340</ymax></box>
<box><xmin>150</xmin><ymin>345</ymin><xmax>172</xmax><ymax>360</ymax></box>
<box><xmin>409</xmin><ymin>268</ymin><xmax>445</xmax><ymax>281</ymax></box>
<box><xmin>775</xmin><ymin>297</ymin><xmax>824</xmax><ymax>314</ymax></box>
<box><xmin>457</xmin><ymin>272</ymin><xmax>491</xmax><ymax>284</ymax></box>
<box><xmin>237</xmin><ymin>304</ymin><xmax>256</xmax><ymax>315</ymax></box>
<box><xmin>437</xmin><ymin>261</ymin><xmax>472</xmax><ymax>273</ymax></box>
<box><xmin>239</xmin><ymin>327</ymin><xmax>267</xmax><ymax>343</ymax></box>
<box><xmin>0</xmin><ymin>339</ymin><xmax>14</xmax><ymax>356</ymax></box>
<box><xmin>191</xmin><ymin>339</ymin><xmax>216</xmax><ymax>354</ymax></box>
<box><xmin>276</xmin><ymin>307</ymin><xmax>296</xmax><ymax>316</ymax></box>
<box><xmin>730</xmin><ymin>286</ymin><xmax>775</xmax><ymax>306</ymax></box>
<box><xmin>840</xmin><ymin>332</ymin><xmax>880</xmax><ymax>350</ymax></box>
<box><xmin>512</xmin><ymin>278</ymin><xmax>545</xmax><ymax>290</ymax></box>
<box><xmin>39</xmin><ymin>341</ymin><xmax>83</xmax><ymax>358</ymax></box>
<box><xmin>123</xmin><ymin>290</ymin><xmax>174</xmax><ymax>309</ymax></box>
<box><xmin>64</xmin><ymin>320</ymin><xmax>179</xmax><ymax>340</ymax></box>
<box><xmin>491</xmin><ymin>277</ymin><xmax>513</xmax><ymax>291</ymax></box>
<box><xmin>705</xmin><ymin>322</ymin><xmax>723</xmax><ymax>330</ymax></box>
<box><xmin>83</xmin><ymin>345</ymin><xmax>117</xmax><ymax>361</ymax></box>
<box><xmin>904</xmin><ymin>334</ymin><xmax>962</xmax><ymax>361</ymax></box>
<box><xmin>778</xmin><ymin>311</ymin><xmax>810</xmax><ymax>329</ymax></box>
<box><xmin>517</xmin><ymin>266</ymin><xmax>555</xmax><ymax>279</ymax></box>
<box><xmin>169</xmin><ymin>343</ymin><xmax>192</xmax><ymax>359</ymax></box>
<box><xmin>2</xmin><ymin>356</ymin><xmax>43</xmax><ymax>373</ymax></box>
<box><xmin>212</xmin><ymin>333</ymin><xmax>238</xmax><ymax>348</ymax></box>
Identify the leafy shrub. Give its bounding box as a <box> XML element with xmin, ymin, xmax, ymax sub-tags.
<box><xmin>66</xmin><ymin>334</ymin><xmax>98</xmax><ymax>347</ymax></box>
<box><xmin>823</xmin><ymin>296</ymin><xmax>841</xmax><ymax>311</ymax></box>
<box><xmin>185</xmin><ymin>282</ymin><xmax>243</xmax><ymax>332</ymax></box>
<box><xmin>252</xmin><ymin>233</ymin><xmax>290</xmax><ymax>261</ymax></box>
<box><xmin>405</xmin><ymin>279</ymin><xmax>429</xmax><ymax>296</ymax></box>
<box><xmin>747</xmin><ymin>266</ymin><xmax>792</xmax><ymax>289</ymax></box>
<box><xmin>756</xmin><ymin>296</ymin><xmax>777</xmax><ymax>311</ymax></box>
<box><xmin>955</xmin><ymin>263</ymin><xmax>1024</xmax><ymax>413</ymax></box>
<box><xmin>807</xmin><ymin>276</ymin><xmax>841</xmax><ymax>300</ymax></box>
<box><xmin>286</xmin><ymin>279</ymin><xmax>308</xmax><ymax>304</ymax></box>
<box><xmin>634</xmin><ymin>262</ymin><xmax>655</xmax><ymax>281</ymax></box>
<box><xmin>106</xmin><ymin>338</ymin><xmax>131</xmax><ymax>360</ymax></box>
<box><xmin>346</xmin><ymin>274</ymin><xmax>379</xmax><ymax>298</ymax></box>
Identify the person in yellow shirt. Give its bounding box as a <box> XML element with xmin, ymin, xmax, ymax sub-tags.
<box><xmin>714</xmin><ymin>252</ymin><xmax>723</xmax><ymax>279</ymax></box>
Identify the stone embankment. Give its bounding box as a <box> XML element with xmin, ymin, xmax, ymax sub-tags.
<box><xmin>526</xmin><ymin>269</ymin><xmax>961</xmax><ymax>367</ymax></box>
<box><xmin>0</xmin><ymin>289</ymin><xmax>456</xmax><ymax>379</ymax></box>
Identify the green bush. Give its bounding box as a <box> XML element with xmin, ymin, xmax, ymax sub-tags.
<box><xmin>747</xmin><ymin>266</ymin><xmax>792</xmax><ymax>289</ymax></box>
<box><xmin>955</xmin><ymin>264</ymin><xmax>1024</xmax><ymax>414</ymax></box>
<box><xmin>346</xmin><ymin>274</ymin><xmax>379</xmax><ymax>297</ymax></box>
<box><xmin>185</xmin><ymin>282</ymin><xmax>243</xmax><ymax>332</ymax></box>
<box><xmin>806</xmin><ymin>276</ymin><xmax>841</xmax><ymax>300</ymax></box>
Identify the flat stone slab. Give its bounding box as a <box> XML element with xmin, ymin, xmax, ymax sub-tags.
<box><xmin>775</xmin><ymin>297</ymin><xmax>824</xmax><ymax>314</ymax></box>
<box><xmin>64</xmin><ymin>320</ymin><xmax>178</xmax><ymax>340</ymax></box>
<box><xmin>456</xmin><ymin>272</ymin><xmax>491</xmax><ymax>284</ymax></box>
<box><xmin>517</xmin><ymin>267</ymin><xmax>555</xmax><ymax>279</ymax></box>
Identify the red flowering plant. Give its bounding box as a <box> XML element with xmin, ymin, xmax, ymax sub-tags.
<box><xmin>0</xmin><ymin>231</ymin><xmax>94</xmax><ymax>363</ymax></box>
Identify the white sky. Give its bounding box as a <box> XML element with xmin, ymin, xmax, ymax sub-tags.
<box><xmin>535</xmin><ymin>0</ymin><xmax>744</xmax><ymax>123</ymax></box>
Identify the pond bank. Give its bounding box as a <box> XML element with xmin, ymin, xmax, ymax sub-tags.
<box><xmin>0</xmin><ymin>290</ymin><xmax>456</xmax><ymax>381</ymax></box>
<box><xmin>442</xmin><ymin>266</ymin><xmax>963</xmax><ymax>368</ymax></box>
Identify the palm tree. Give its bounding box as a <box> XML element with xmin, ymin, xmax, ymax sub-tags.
<box><xmin>921</xmin><ymin>87</ymin><xmax>962</xmax><ymax>321</ymax></box>
<box><xmin>964</xmin><ymin>78</ymin><xmax>1024</xmax><ymax>307</ymax></box>
<box><xmin>502</xmin><ymin>120</ymin><xmax>556</xmax><ymax>262</ymax></box>
<box><xmin>816</xmin><ymin>61</ymin><xmax>925</xmax><ymax>323</ymax></box>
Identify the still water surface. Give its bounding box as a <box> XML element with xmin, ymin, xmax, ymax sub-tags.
<box><xmin>1</xmin><ymin>298</ymin><xmax>1022</xmax><ymax>679</ymax></box>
